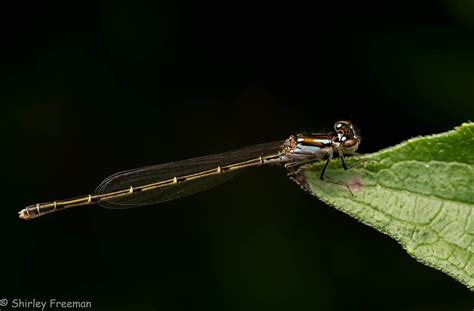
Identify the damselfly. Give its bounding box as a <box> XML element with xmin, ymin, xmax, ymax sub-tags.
<box><xmin>19</xmin><ymin>120</ymin><xmax>360</xmax><ymax>220</ymax></box>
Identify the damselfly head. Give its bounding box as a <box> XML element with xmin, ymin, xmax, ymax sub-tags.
<box><xmin>334</xmin><ymin>120</ymin><xmax>360</xmax><ymax>153</ymax></box>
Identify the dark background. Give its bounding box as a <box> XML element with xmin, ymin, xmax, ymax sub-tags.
<box><xmin>2</xmin><ymin>1</ymin><xmax>473</xmax><ymax>310</ymax></box>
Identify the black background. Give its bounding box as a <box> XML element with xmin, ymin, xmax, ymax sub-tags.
<box><xmin>2</xmin><ymin>1</ymin><xmax>473</xmax><ymax>310</ymax></box>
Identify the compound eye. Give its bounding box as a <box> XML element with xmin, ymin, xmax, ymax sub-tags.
<box><xmin>334</xmin><ymin>120</ymin><xmax>351</xmax><ymax>133</ymax></box>
<box><xmin>341</xmin><ymin>136</ymin><xmax>359</xmax><ymax>149</ymax></box>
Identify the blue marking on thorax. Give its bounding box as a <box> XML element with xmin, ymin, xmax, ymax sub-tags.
<box><xmin>294</xmin><ymin>144</ymin><xmax>321</xmax><ymax>155</ymax></box>
<box><xmin>317</xmin><ymin>139</ymin><xmax>332</xmax><ymax>145</ymax></box>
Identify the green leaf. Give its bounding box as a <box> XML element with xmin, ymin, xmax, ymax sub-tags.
<box><xmin>299</xmin><ymin>122</ymin><xmax>474</xmax><ymax>290</ymax></box>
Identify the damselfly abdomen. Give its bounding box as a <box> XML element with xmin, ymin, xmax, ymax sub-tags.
<box><xmin>19</xmin><ymin>120</ymin><xmax>360</xmax><ymax>220</ymax></box>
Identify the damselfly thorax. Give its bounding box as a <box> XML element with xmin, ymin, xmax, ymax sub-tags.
<box><xmin>19</xmin><ymin>120</ymin><xmax>360</xmax><ymax>220</ymax></box>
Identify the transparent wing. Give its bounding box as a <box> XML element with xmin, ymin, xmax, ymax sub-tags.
<box><xmin>95</xmin><ymin>140</ymin><xmax>285</xmax><ymax>209</ymax></box>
